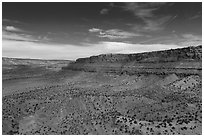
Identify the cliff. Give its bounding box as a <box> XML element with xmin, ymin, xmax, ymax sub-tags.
<box><xmin>64</xmin><ymin>45</ymin><xmax>202</xmax><ymax>75</ymax></box>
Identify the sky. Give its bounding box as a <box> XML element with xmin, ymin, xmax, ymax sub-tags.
<box><xmin>2</xmin><ymin>2</ymin><xmax>202</xmax><ymax>60</ymax></box>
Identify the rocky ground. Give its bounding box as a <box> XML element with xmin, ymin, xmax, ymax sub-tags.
<box><xmin>2</xmin><ymin>45</ymin><xmax>202</xmax><ymax>135</ymax></box>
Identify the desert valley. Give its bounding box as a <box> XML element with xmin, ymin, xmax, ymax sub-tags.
<box><xmin>2</xmin><ymin>45</ymin><xmax>202</xmax><ymax>135</ymax></box>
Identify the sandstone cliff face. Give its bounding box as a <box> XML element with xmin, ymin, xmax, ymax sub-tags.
<box><xmin>64</xmin><ymin>45</ymin><xmax>202</xmax><ymax>75</ymax></box>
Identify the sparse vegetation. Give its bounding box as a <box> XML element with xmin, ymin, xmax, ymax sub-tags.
<box><xmin>2</xmin><ymin>45</ymin><xmax>202</xmax><ymax>135</ymax></box>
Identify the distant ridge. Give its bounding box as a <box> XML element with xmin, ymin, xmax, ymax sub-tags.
<box><xmin>2</xmin><ymin>57</ymin><xmax>73</xmax><ymax>68</ymax></box>
<box><xmin>75</xmin><ymin>45</ymin><xmax>202</xmax><ymax>63</ymax></box>
<box><xmin>2</xmin><ymin>57</ymin><xmax>72</xmax><ymax>61</ymax></box>
<box><xmin>64</xmin><ymin>45</ymin><xmax>202</xmax><ymax>75</ymax></box>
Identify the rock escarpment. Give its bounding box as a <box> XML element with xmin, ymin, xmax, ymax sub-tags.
<box><xmin>64</xmin><ymin>45</ymin><xmax>202</xmax><ymax>75</ymax></box>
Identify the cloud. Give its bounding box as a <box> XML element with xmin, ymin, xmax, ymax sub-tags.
<box><xmin>98</xmin><ymin>29</ymin><xmax>142</xmax><ymax>39</ymax></box>
<box><xmin>124</xmin><ymin>2</ymin><xmax>167</xmax><ymax>19</ymax></box>
<box><xmin>4</xmin><ymin>26</ymin><xmax>24</xmax><ymax>32</ymax></box>
<box><xmin>122</xmin><ymin>2</ymin><xmax>173</xmax><ymax>32</ymax></box>
<box><xmin>89</xmin><ymin>28</ymin><xmax>142</xmax><ymax>39</ymax></box>
<box><xmin>133</xmin><ymin>16</ymin><xmax>172</xmax><ymax>32</ymax></box>
<box><xmin>189</xmin><ymin>15</ymin><xmax>201</xmax><ymax>20</ymax></box>
<box><xmin>181</xmin><ymin>34</ymin><xmax>201</xmax><ymax>40</ymax></box>
<box><xmin>2</xmin><ymin>25</ymin><xmax>52</xmax><ymax>44</ymax></box>
<box><xmin>189</xmin><ymin>13</ymin><xmax>201</xmax><ymax>20</ymax></box>
<box><xmin>3</xmin><ymin>19</ymin><xmax>26</xmax><ymax>25</ymax></box>
<box><xmin>2</xmin><ymin>30</ymin><xmax>39</xmax><ymax>42</ymax></box>
<box><xmin>2</xmin><ymin>29</ymin><xmax>51</xmax><ymax>44</ymax></box>
<box><xmin>2</xmin><ymin>30</ymin><xmax>103</xmax><ymax>60</ymax></box>
<box><xmin>88</xmin><ymin>28</ymin><xmax>102</xmax><ymax>33</ymax></box>
<box><xmin>100</xmin><ymin>8</ymin><xmax>109</xmax><ymax>14</ymax></box>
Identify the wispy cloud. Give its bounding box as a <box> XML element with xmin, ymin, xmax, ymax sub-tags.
<box><xmin>2</xmin><ymin>26</ymin><xmax>50</xmax><ymax>43</ymax></box>
<box><xmin>100</xmin><ymin>8</ymin><xmax>109</xmax><ymax>15</ymax></box>
<box><xmin>89</xmin><ymin>28</ymin><xmax>142</xmax><ymax>39</ymax></box>
<box><xmin>122</xmin><ymin>2</ymin><xmax>173</xmax><ymax>32</ymax></box>
<box><xmin>88</xmin><ymin>28</ymin><xmax>102</xmax><ymax>33</ymax></box>
<box><xmin>3</xmin><ymin>27</ymin><xmax>104</xmax><ymax>60</ymax></box>
<box><xmin>4</xmin><ymin>26</ymin><xmax>25</xmax><ymax>32</ymax></box>
<box><xmin>98</xmin><ymin>29</ymin><xmax>142</xmax><ymax>39</ymax></box>
<box><xmin>3</xmin><ymin>18</ymin><xmax>27</xmax><ymax>25</ymax></box>
<box><xmin>181</xmin><ymin>34</ymin><xmax>201</xmax><ymax>40</ymax></box>
<box><xmin>124</xmin><ymin>2</ymin><xmax>167</xmax><ymax>19</ymax></box>
<box><xmin>2</xmin><ymin>30</ymin><xmax>39</xmax><ymax>42</ymax></box>
<box><xmin>133</xmin><ymin>16</ymin><xmax>173</xmax><ymax>32</ymax></box>
<box><xmin>188</xmin><ymin>12</ymin><xmax>201</xmax><ymax>20</ymax></box>
<box><xmin>189</xmin><ymin>15</ymin><xmax>201</xmax><ymax>20</ymax></box>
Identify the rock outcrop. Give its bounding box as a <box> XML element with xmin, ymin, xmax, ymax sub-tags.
<box><xmin>64</xmin><ymin>45</ymin><xmax>202</xmax><ymax>75</ymax></box>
